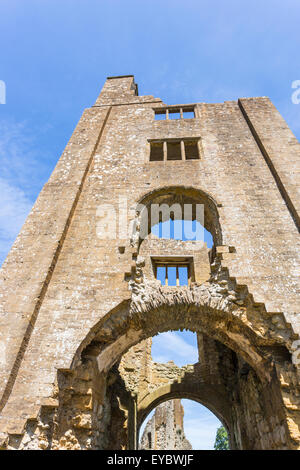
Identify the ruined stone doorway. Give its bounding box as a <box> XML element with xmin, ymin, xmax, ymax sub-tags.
<box><xmin>137</xmin><ymin>331</ymin><xmax>226</xmax><ymax>450</ymax></box>
<box><xmin>98</xmin><ymin>320</ymin><xmax>290</xmax><ymax>451</ymax></box>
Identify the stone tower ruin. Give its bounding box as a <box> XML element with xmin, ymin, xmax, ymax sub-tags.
<box><xmin>0</xmin><ymin>75</ymin><xmax>299</xmax><ymax>450</ymax></box>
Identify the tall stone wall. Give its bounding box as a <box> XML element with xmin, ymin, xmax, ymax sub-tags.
<box><xmin>0</xmin><ymin>75</ymin><xmax>299</xmax><ymax>449</ymax></box>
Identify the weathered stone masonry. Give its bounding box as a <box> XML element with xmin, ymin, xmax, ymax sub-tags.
<box><xmin>0</xmin><ymin>75</ymin><xmax>299</xmax><ymax>449</ymax></box>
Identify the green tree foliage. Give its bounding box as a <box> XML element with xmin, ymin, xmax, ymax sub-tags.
<box><xmin>214</xmin><ymin>426</ymin><xmax>229</xmax><ymax>450</ymax></box>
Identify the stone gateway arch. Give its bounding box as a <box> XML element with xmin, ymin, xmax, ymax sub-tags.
<box><xmin>0</xmin><ymin>75</ymin><xmax>299</xmax><ymax>450</ymax></box>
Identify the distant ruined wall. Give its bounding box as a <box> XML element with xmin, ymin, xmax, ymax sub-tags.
<box><xmin>139</xmin><ymin>400</ymin><xmax>192</xmax><ymax>450</ymax></box>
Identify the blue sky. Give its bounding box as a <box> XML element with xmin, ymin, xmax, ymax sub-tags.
<box><xmin>1</xmin><ymin>0</ymin><xmax>300</xmax><ymax>263</ymax></box>
<box><xmin>1</xmin><ymin>0</ymin><xmax>300</xmax><ymax>449</ymax></box>
<box><xmin>139</xmin><ymin>398</ymin><xmax>222</xmax><ymax>450</ymax></box>
<box><xmin>151</xmin><ymin>330</ymin><xmax>199</xmax><ymax>366</ymax></box>
<box><xmin>181</xmin><ymin>399</ymin><xmax>222</xmax><ymax>450</ymax></box>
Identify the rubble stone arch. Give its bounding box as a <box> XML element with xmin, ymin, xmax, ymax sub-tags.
<box><xmin>77</xmin><ymin>286</ymin><xmax>290</xmax><ymax>381</ymax></box>
<box><xmin>10</xmin><ymin>284</ymin><xmax>296</xmax><ymax>450</ymax></box>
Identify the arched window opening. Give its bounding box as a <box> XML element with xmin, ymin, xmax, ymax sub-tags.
<box><xmin>135</xmin><ymin>188</ymin><xmax>221</xmax><ymax>287</ymax></box>
<box><xmin>136</xmin><ymin>186</ymin><xmax>222</xmax><ymax>248</ymax></box>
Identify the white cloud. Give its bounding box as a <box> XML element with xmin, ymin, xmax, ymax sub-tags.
<box><xmin>182</xmin><ymin>400</ymin><xmax>222</xmax><ymax>450</ymax></box>
<box><xmin>0</xmin><ymin>119</ymin><xmax>51</xmax><ymax>265</ymax></box>
<box><xmin>0</xmin><ymin>177</ymin><xmax>33</xmax><ymax>264</ymax></box>
<box><xmin>0</xmin><ymin>120</ymin><xmax>51</xmax><ymax>196</ymax></box>
<box><xmin>151</xmin><ymin>331</ymin><xmax>198</xmax><ymax>366</ymax></box>
<box><xmin>184</xmin><ymin>417</ymin><xmax>220</xmax><ymax>450</ymax></box>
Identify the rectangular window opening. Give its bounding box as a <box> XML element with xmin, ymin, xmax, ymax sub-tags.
<box><xmin>154</xmin><ymin>106</ymin><xmax>195</xmax><ymax>120</ymax></box>
<box><xmin>184</xmin><ymin>140</ymin><xmax>199</xmax><ymax>160</ymax></box>
<box><xmin>154</xmin><ymin>261</ymin><xmax>191</xmax><ymax>287</ymax></box>
<box><xmin>150</xmin><ymin>142</ymin><xmax>164</xmax><ymax>161</ymax></box>
<box><xmin>149</xmin><ymin>138</ymin><xmax>200</xmax><ymax>162</ymax></box>
<box><xmin>167</xmin><ymin>141</ymin><xmax>181</xmax><ymax>160</ymax></box>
